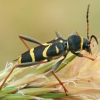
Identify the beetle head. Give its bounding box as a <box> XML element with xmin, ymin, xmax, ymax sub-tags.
<box><xmin>83</xmin><ymin>35</ymin><xmax>98</xmax><ymax>54</ymax></box>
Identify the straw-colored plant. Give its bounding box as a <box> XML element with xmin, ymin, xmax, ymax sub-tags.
<box><xmin>0</xmin><ymin>41</ymin><xmax>100</xmax><ymax>100</ymax></box>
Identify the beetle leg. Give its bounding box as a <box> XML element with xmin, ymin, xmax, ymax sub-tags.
<box><xmin>51</xmin><ymin>58</ymin><xmax>68</xmax><ymax>95</ymax></box>
<box><xmin>89</xmin><ymin>35</ymin><xmax>98</xmax><ymax>44</ymax></box>
<box><xmin>73</xmin><ymin>52</ymin><xmax>95</xmax><ymax>61</ymax></box>
<box><xmin>55</xmin><ymin>31</ymin><xmax>62</xmax><ymax>38</ymax></box>
<box><xmin>19</xmin><ymin>35</ymin><xmax>43</xmax><ymax>50</ymax></box>
<box><xmin>0</xmin><ymin>61</ymin><xmax>47</xmax><ymax>90</ymax></box>
<box><xmin>0</xmin><ymin>65</ymin><xmax>18</xmax><ymax>90</ymax></box>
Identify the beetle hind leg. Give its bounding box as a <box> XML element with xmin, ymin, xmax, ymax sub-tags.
<box><xmin>0</xmin><ymin>61</ymin><xmax>48</xmax><ymax>90</ymax></box>
<box><xmin>19</xmin><ymin>35</ymin><xmax>43</xmax><ymax>50</ymax></box>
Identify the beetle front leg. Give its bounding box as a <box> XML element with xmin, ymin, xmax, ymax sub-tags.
<box><xmin>73</xmin><ymin>52</ymin><xmax>95</xmax><ymax>61</ymax></box>
<box><xmin>51</xmin><ymin>58</ymin><xmax>68</xmax><ymax>95</ymax></box>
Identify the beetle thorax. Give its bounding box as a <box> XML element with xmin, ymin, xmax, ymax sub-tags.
<box><xmin>68</xmin><ymin>35</ymin><xmax>82</xmax><ymax>53</ymax></box>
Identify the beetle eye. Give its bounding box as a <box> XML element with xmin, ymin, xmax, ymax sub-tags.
<box><xmin>86</xmin><ymin>43</ymin><xmax>90</xmax><ymax>47</ymax></box>
<box><xmin>85</xmin><ymin>43</ymin><xmax>90</xmax><ymax>51</ymax></box>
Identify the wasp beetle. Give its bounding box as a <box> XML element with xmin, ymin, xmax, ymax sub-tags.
<box><xmin>0</xmin><ymin>4</ymin><xmax>98</xmax><ymax>95</ymax></box>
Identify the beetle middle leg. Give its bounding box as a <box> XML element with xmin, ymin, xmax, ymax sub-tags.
<box><xmin>51</xmin><ymin>58</ymin><xmax>68</xmax><ymax>95</ymax></box>
<box><xmin>55</xmin><ymin>31</ymin><xmax>62</xmax><ymax>38</ymax></box>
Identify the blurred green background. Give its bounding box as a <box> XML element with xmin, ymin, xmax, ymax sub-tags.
<box><xmin>0</xmin><ymin>0</ymin><xmax>100</xmax><ymax>68</ymax></box>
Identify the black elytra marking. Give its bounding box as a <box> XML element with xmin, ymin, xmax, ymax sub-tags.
<box><xmin>46</xmin><ymin>42</ymin><xmax>65</xmax><ymax>57</ymax></box>
<box><xmin>21</xmin><ymin>50</ymin><xmax>32</xmax><ymax>63</ymax></box>
<box><xmin>34</xmin><ymin>45</ymin><xmax>48</xmax><ymax>61</ymax></box>
<box><xmin>20</xmin><ymin>45</ymin><xmax>48</xmax><ymax>63</ymax></box>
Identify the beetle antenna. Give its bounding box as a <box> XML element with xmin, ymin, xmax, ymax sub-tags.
<box><xmin>89</xmin><ymin>35</ymin><xmax>99</xmax><ymax>57</ymax></box>
<box><xmin>86</xmin><ymin>4</ymin><xmax>90</xmax><ymax>40</ymax></box>
<box><xmin>89</xmin><ymin>35</ymin><xmax>98</xmax><ymax>44</ymax></box>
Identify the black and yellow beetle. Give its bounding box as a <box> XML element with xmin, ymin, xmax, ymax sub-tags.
<box><xmin>0</xmin><ymin>4</ymin><xmax>98</xmax><ymax>95</ymax></box>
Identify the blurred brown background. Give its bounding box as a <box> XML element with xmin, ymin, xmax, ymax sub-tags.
<box><xmin>0</xmin><ymin>0</ymin><xmax>100</xmax><ymax>68</ymax></box>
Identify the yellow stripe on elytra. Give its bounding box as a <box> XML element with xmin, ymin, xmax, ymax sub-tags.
<box><xmin>18</xmin><ymin>56</ymin><xmax>22</xmax><ymax>64</ymax></box>
<box><xmin>30</xmin><ymin>48</ymin><xmax>35</xmax><ymax>62</ymax></box>
<box><xmin>55</xmin><ymin>46</ymin><xmax>59</xmax><ymax>53</ymax></box>
<box><xmin>80</xmin><ymin>36</ymin><xmax>83</xmax><ymax>50</ymax></box>
<box><xmin>43</xmin><ymin>44</ymin><xmax>51</xmax><ymax>58</ymax></box>
<box><xmin>43</xmin><ymin>43</ymin><xmax>50</xmax><ymax>46</ymax></box>
<box><xmin>59</xmin><ymin>40</ymin><xmax>63</xmax><ymax>43</ymax></box>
